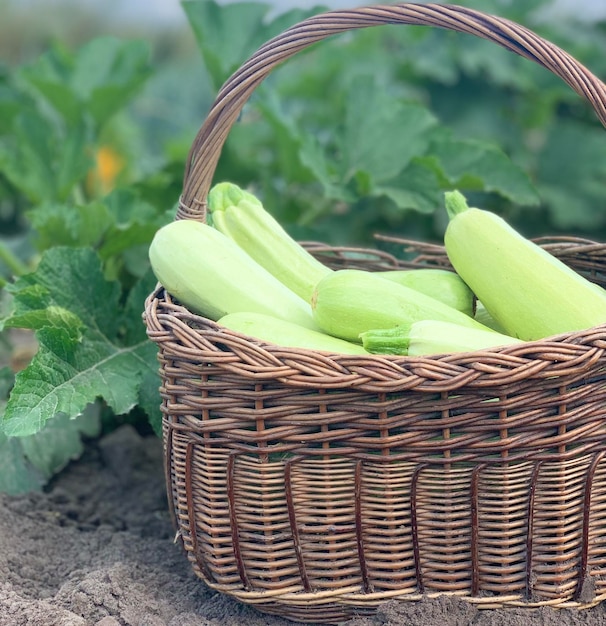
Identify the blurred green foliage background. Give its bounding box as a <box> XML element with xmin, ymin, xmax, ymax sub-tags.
<box><xmin>2</xmin><ymin>0</ymin><xmax>606</xmax><ymax>249</ymax></box>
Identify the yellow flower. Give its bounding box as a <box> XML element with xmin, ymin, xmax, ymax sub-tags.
<box><xmin>87</xmin><ymin>145</ymin><xmax>124</xmax><ymax>195</ymax></box>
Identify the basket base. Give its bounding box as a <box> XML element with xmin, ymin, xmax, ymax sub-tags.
<box><xmin>189</xmin><ymin>566</ymin><xmax>606</xmax><ymax>625</ymax></box>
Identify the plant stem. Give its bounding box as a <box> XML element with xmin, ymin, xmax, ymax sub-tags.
<box><xmin>0</xmin><ymin>243</ymin><xmax>29</xmax><ymax>277</ymax></box>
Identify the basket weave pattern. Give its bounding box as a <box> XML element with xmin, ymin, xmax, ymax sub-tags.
<box><xmin>144</xmin><ymin>4</ymin><xmax>606</xmax><ymax>623</ymax></box>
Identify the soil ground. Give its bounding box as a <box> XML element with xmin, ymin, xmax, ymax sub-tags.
<box><xmin>2</xmin><ymin>425</ymin><xmax>606</xmax><ymax>626</ymax></box>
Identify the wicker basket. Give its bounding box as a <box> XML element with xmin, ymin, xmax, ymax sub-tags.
<box><xmin>143</xmin><ymin>4</ymin><xmax>606</xmax><ymax>623</ymax></box>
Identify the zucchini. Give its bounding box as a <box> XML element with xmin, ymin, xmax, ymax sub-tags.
<box><xmin>474</xmin><ymin>300</ymin><xmax>507</xmax><ymax>333</ymax></box>
<box><xmin>208</xmin><ymin>182</ymin><xmax>331</xmax><ymax>303</ymax></box>
<box><xmin>444</xmin><ymin>191</ymin><xmax>606</xmax><ymax>340</ymax></box>
<box><xmin>218</xmin><ymin>312</ymin><xmax>369</xmax><ymax>355</ymax></box>
<box><xmin>311</xmin><ymin>268</ymin><xmax>489</xmax><ymax>343</ymax></box>
<box><xmin>378</xmin><ymin>268</ymin><xmax>475</xmax><ymax>316</ymax></box>
<box><xmin>360</xmin><ymin>320</ymin><xmax>522</xmax><ymax>356</ymax></box>
<box><xmin>148</xmin><ymin>219</ymin><xmax>317</xmax><ymax>329</ymax></box>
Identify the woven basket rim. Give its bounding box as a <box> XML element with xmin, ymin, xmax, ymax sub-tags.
<box><xmin>147</xmin><ymin>283</ymin><xmax>606</xmax><ymax>359</ymax></box>
<box><xmin>145</xmin><ymin>278</ymin><xmax>606</xmax><ymax>395</ymax></box>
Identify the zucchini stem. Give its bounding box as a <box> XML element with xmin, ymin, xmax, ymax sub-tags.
<box><xmin>444</xmin><ymin>190</ymin><xmax>471</xmax><ymax>220</ymax></box>
<box><xmin>359</xmin><ymin>325</ymin><xmax>412</xmax><ymax>355</ymax></box>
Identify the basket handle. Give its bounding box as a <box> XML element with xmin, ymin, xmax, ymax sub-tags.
<box><xmin>179</xmin><ymin>2</ymin><xmax>606</xmax><ymax>220</ymax></box>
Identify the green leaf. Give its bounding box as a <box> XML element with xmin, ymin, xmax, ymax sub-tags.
<box><xmin>97</xmin><ymin>189</ymin><xmax>169</xmax><ymax>260</ymax></box>
<box><xmin>0</xmin><ymin>432</ymin><xmax>45</xmax><ymax>494</ymax></box>
<box><xmin>3</xmin><ymin>323</ymin><xmax>149</xmax><ymax>438</ymax></box>
<box><xmin>428</xmin><ymin>135</ymin><xmax>540</xmax><ymax>206</ymax></box>
<box><xmin>0</xmin><ymin>366</ymin><xmax>42</xmax><ymax>493</ymax></box>
<box><xmin>27</xmin><ymin>202</ymin><xmax>114</xmax><ymax>252</ymax></box>
<box><xmin>406</xmin><ymin>31</ymin><xmax>460</xmax><ymax>85</ymax></box>
<box><xmin>3</xmin><ymin>305</ymin><xmax>84</xmax><ymax>343</ymax></box>
<box><xmin>295</xmin><ymin>74</ymin><xmax>450</xmax><ymax>212</ymax></box>
<box><xmin>55</xmin><ymin>119</ymin><xmax>93</xmax><ymax>199</ymax></box>
<box><xmin>340</xmin><ymin>75</ymin><xmax>437</xmax><ymax>184</ymax></box>
<box><xmin>374</xmin><ymin>161</ymin><xmax>442</xmax><ymax>213</ymax></box>
<box><xmin>81</xmin><ymin>39</ymin><xmax>152</xmax><ymax>127</ymax></box>
<box><xmin>254</xmin><ymin>89</ymin><xmax>316</xmax><ymax>186</ymax></box>
<box><xmin>536</xmin><ymin>120</ymin><xmax>606</xmax><ymax>230</ymax></box>
<box><xmin>0</xmin><ymin>82</ymin><xmax>32</xmax><ymax>135</ymax></box>
<box><xmin>183</xmin><ymin>0</ymin><xmax>323</xmax><ymax>90</ymax></box>
<box><xmin>8</xmin><ymin>247</ymin><xmax>121</xmax><ymax>337</ymax></box>
<box><xmin>183</xmin><ymin>0</ymin><xmax>271</xmax><ymax>89</ymax></box>
<box><xmin>19</xmin><ymin>403</ymin><xmax>101</xmax><ymax>478</ymax></box>
<box><xmin>0</xmin><ymin>365</ymin><xmax>101</xmax><ymax>494</ymax></box>
<box><xmin>298</xmin><ymin>134</ymin><xmax>354</xmax><ymax>203</ymax></box>
<box><xmin>19</xmin><ymin>37</ymin><xmax>152</xmax><ymax>130</ymax></box>
<box><xmin>0</xmin><ymin>112</ymin><xmax>92</xmax><ymax>204</ymax></box>
<box><xmin>123</xmin><ymin>269</ymin><xmax>162</xmax><ymax>432</ymax></box>
<box><xmin>0</xmin><ymin>365</ymin><xmax>15</xmax><ymax>421</ymax></box>
<box><xmin>0</xmin><ymin>111</ymin><xmax>57</xmax><ymax>203</ymax></box>
<box><xmin>5</xmin><ymin>38</ymin><xmax>148</xmax><ymax>206</ymax></box>
<box><xmin>136</xmin><ymin>344</ymin><xmax>162</xmax><ymax>438</ymax></box>
<box><xmin>27</xmin><ymin>190</ymin><xmax>170</xmax><ymax>261</ymax></box>
<box><xmin>18</xmin><ymin>41</ymin><xmax>82</xmax><ymax>125</ymax></box>
<box><xmin>2</xmin><ymin>248</ymin><xmax>156</xmax><ymax>436</ymax></box>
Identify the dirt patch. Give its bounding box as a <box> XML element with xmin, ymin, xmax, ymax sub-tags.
<box><xmin>2</xmin><ymin>425</ymin><xmax>606</xmax><ymax>626</ymax></box>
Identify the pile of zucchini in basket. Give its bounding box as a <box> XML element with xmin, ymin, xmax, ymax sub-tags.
<box><xmin>149</xmin><ymin>183</ymin><xmax>606</xmax><ymax>356</ymax></box>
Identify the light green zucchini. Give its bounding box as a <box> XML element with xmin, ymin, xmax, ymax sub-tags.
<box><xmin>148</xmin><ymin>219</ymin><xmax>317</xmax><ymax>329</ymax></box>
<box><xmin>208</xmin><ymin>182</ymin><xmax>331</xmax><ymax>303</ymax></box>
<box><xmin>474</xmin><ymin>301</ymin><xmax>507</xmax><ymax>334</ymax></box>
<box><xmin>360</xmin><ymin>320</ymin><xmax>522</xmax><ymax>356</ymax></box>
<box><xmin>378</xmin><ymin>268</ymin><xmax>475</xmax><ymax>316</ymax></box>
<box><xmin>218</xmin><ymin>312</ymin><xmax>369</xmax><ymax>355</ymax></box>
<box><xmin>311</xmin><ymin>268</ymin><xmax>489</xmax><ymax>343</ymax></box>
<box><xmin>444</xmin><ymin>191</ymin><xmax>606</xmax><ymax>340</ymax></box>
